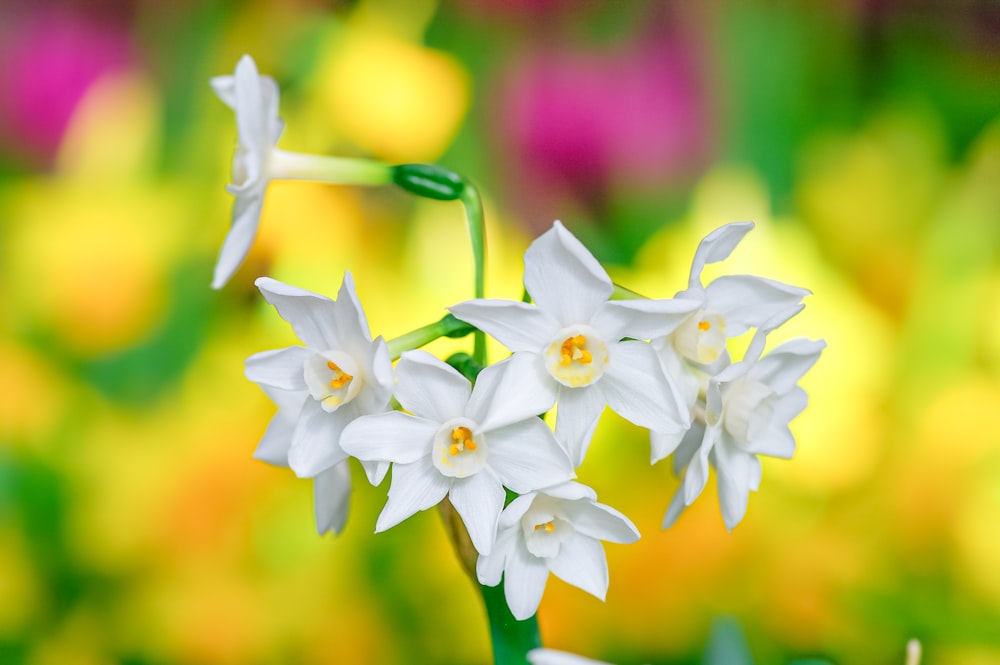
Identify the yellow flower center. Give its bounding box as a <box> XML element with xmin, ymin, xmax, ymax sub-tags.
<box><xmin>449</xmin><ymin>426</ymin><xmax>477</xmax><ymax>456</ymax></box>
<box><xmin>327</xmin><ymin>360</ymin><xmax>353</xmax><ymax>390</ymax></box>
<box><xmin>544</xmin><ymin>325</ymin><xmax>608</xmax><ymax>388</ymax></box>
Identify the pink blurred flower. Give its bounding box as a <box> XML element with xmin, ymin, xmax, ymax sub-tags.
<box><xmin>0</xmin><ymin>8</ymin><xmax>132</xmax><ymax>165</ymax></box>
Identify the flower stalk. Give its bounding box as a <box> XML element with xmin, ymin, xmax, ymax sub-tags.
<box><xmin>385</xmin><ymin>313</ymin><xmax>475</xmax><ymax>360</ymax></box>
<box><xmin>268</xmin><ymin>149</ymin><xmax>392</xmax><ymax>185</ymax></box>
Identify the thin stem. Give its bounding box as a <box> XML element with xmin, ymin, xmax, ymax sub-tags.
<box><xmin>459</xmin><ymin>184</ymin><xmax>487</xmax><ymax>366</ymax></box>
<box><xmin>268</xmin><ymin>149</ymin><xmax>392</xmax><ymax>185</ymax></box>
<box><xmin>386</xmin><ymin>314</ymin><xmax>474</xmax><ymax>360</ymax></box>
<box><xmin>480</xmin><ymin>581</ymin><xmax>542</xmax><ymax>665</ymax></box>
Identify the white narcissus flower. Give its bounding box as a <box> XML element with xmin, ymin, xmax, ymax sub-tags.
<box><xmin>210</xmin><ymin>55</ymin><xmax>389</xmax><ymax>289</ymax></box>
<box><xmin>450</xmin><ymin>221</ymin><xmax>699</xmax><ymax>467</ymax></box>
<box><xmin>477</xmin><ymin>481</ymin><xmax>639</xmax><ymax>621</ymax></box>
<box><xmin>244</xmin><ymin>273</ymin><xmax>393</xmax><ymax>534</ymax></box>
<box><xmin>340</xmin><ymin>351</ymin><xmax>575</xmax><ymax>555</ymax></box>
<box><xmin>662</xmin><ymin>315</ymin><xmax>825</xmax><ymax>531</ymax></box>
<box><xmin>650</xmin><ymin>222</ymin><xmax>810</xmax><ymax>464</ymax></box>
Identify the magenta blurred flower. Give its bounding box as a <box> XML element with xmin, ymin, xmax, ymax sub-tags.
<box><xmin>0</xmin><ymin>8</ymin><xmax>132</xmax><ymax>164</ymax></box>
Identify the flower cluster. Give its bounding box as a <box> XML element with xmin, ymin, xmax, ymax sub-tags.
<box><xmin>212</xmin><ymin>56</ymin><xmax>824</xmax><ymax>625</ymax></box>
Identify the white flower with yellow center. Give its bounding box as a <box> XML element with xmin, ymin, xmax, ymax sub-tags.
<box><xmin>244</xmin><ymin>274</ymin><xmax>393</xmax><ymax>493</ymax></box>
<box><xmin>649</xmin><ymin>222</ymin><xmax>810</xmax><ymax>464</ymax></box>
<box><xmin>477</xmin><ymin>481</ymin><xmax>639</xmax><ymax>621</ymax></box>
<box><xmin>450</xmin><ymin>221</ymin><xmax>699</xmax><ymax>466</ymax></box>
<box><xmin>340</xmin><ymin>351</ymin><xmax>575</xmax><ymax>555</ymax></box>
<box><xmin>210</xmin><ymin>55</ymin><xmax>389</xmax><ymax>289</ymax></box>
<box><xmin>662</xmin><ymin>319</ymin><xmax>825</xmax><ymax>531</ymax></box>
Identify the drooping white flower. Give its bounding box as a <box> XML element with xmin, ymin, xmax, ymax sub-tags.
<box><xmin>450</xmin><ymin>221</ymin><xmax>699</xmax><ymax>466</ymax></box>
<box><xmin>340</xmin><ymin>351</ymin><xmax>575</xmax><ymax>555</ymax></box>
<box><xmin>527</xmin><ymin>649</ymin><xmax>616</xmax><ymax>665</ymax></box>
<box><xmin>477</xmin><ymin>481</ymin><xmax>639</xmax><ymax>621</ymax></box>
<box><xmin>662</xmin><ymin>315</ymin><xmax>825</xmax><ymax>531</ymax></box>
<box><xmin>245</xmin><ymin>273</ymin><xmax>393</xmax><ymax>497</ymax></box>
<box><xmin>649</xmin><ymin>222</ymin><xmax>810</xmax><ymax>464</ymax></box>
<box><xmin>210</xmin><ymin>55</ymin><xmax>389</xmax><ymax>289</ymax></box>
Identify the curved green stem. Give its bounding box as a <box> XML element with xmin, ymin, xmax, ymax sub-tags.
<box><xmin>459</xmin><ymin>184</ymin><xmax>487</xmax><ymax>366</ymax></box>
<box><xmin>386</xmin><ymin>314</ymin><xmax>475</xmax><ymax>360</ymax></box>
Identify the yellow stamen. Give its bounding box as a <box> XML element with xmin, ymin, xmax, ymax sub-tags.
<box><xmin>449</xmin><ymin>426</ymin><xmax>474</xmax><ymax>455</ymax></box>
<box><xmin>449</xmin><ymin>444</ymin><xmax>461</xmax><ymax>456</ymax></box>
<box><xmin>534</xmin><ymin>521</ymin><xmax>555</xmax><ymax>533</ymax></box>
<box><xmin>698</xmin><ymin>320</ymin><xmax>711</xmax><ymax>332</ymax></box>
<box><xmin>559</xmin><ymin>335</ymin><xmax>592</xmax><ymax>366</ymax></box>
<box><xmin>326</xmin><ymin>360</ymin><xmax>353</xmax><ymax>389</ymax></box>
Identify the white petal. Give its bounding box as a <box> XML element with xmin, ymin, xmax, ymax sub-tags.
<box><xmin>362</xmin><ymin>459</ymin><xmax>390</xmax><ymax>486</ymax></box>
<box><xmin>375</xmin><ymin>457</ymin><xmax>450</xmax><ymax>532</ymax></box>
<box><xmin>705</xmin><ymin>275</ymin><xmax>810</xmax><ymax>336</ymax></box>
<box><xmin>535</xmin><ymin>481</ymin><xmax>596</xmax><ymax>503</ymax></box>
<box><xmin>561</xmin><ymin>500</ymin><xmax>639</xmax><ymax>544</ymax></box>
<box><xmin>744</xmin><ymin>387</ymin><xmax>806</xmax><ymax>459</ymax></box>
<box><xmin>498</xmin><ymin>493</ymin><xmax>537</xmax><ymax>530</ymax></box>
<box><xmin>661</xmin><ymin>483</ymin><xmax>688</xmax><ymax>529</ymax></box>
<box><xmin>682</xmin><ymin>426</ymin><xmax>715</xmax><ymax>506</ymax></box>
<box><xmin>750</xmin><ymin>339</ymin><xmax>826</xmax><ymax>395</ymax></box>
<box><xmin>527</xmin><ymin>649</ymin><xmax>614</xmax><ymax>665</ymax></box>
<box><xmin>233</xmin><ymin>55</ymin><xmax>268</xmax><ymax>153</ymax></box>
<box><xmin>600</xmin><ymin>341</ymin><xmax>688</xmax><ymax>433</ymax></box>
<box><xmin>210</xmin><ymin>74</ymin><xmax>237</xmax><ymax>109</ymax></box>
<box><xmin>393</xmin><ymin>351</ymin><xmax>471</xmax><ymax>422</ymax></box>
<box><xmin>650</xmin><ymin>429</ymin><xmax>686</xmax><ymax>466</ymax></box>
<box><xmin>715</xmin><ymin>458</ymin><xmax>752</xmax><ymax>532</ymax></box>
<box><xmin>212</xmin><ymin>191</ymin><xmax>264</xmax><ymax>289</ymax></box>
<box><xmin>449</xmin><ymin>300</ymin><xmax>558</xmax><ymax>352</ymax></box>
<box><xmin>245</xmin><ymin>347</ymin><xmax>309</xmax><ymax>390</ymax></box>
<box><xmin>330</xmin><ymin>272</ymin><xmax>375</xmax><ymax>358</ymax></box>
<box><xmin>466</xmin><ymin>354</ymin><xmax>557</xmax><ymax>431</ymax></box>
<box><xmin>670</xmin><ymin>423</ymin><xmax>706</xmax><ymax>475</ymax></box>
<box><xmin>504</xmin><ymin>545</ymin><xmax>550</xmax><ymax>620</ymax></box>
<box><xmin>288</xmin><ymin>400</ymin><xmax>351</xmax><ymax>477</ymax></box>
<box><xmin>255</xmin><ymin>277</ymin><xmax>340</xmax><ymax>349</ymax></box>
<box><xmin>524</xmin><ymin>221</ymin><xmax>613</xmax><ymax>326</ymax></box>
<box><xmin>450</xmin><ymin>470</ymin><xmax>505</xmax><ymax>555</ymax></box>
<box><xmin>688</xmin><ymin>222</ymin><xmax>754</xmax><ymax>288</ymax></box>
<box><xmin>591</xmin><ymin>298</ymin><xmax>700</xmax><ymax>342</ymax></box>
<box><xmin>477</xmin><ymin>528</ymin><xmax>517</xmax><ymax>586</ymax></box>
<box><xmin>554</xmin><ymin>386</ymin><xmax>606</xmax><ymax>467</ymax></box>
<box><xmin>355</xmin><ymin>338</ymin><xmax>394</xmax><ymax>415</ymax></box>
<box><xmin>314</xmin><ymin>461</ymin><xmax>351</xmax><ymax>535</ymax></box>
<box><xmin>487</xmin><ymin>419</ymin><xmax>575</xmax><ymax>494</ymax></box>
<box><xmin>548</xmin><ymin>532</ymin><xmax>609</xmax><ymax>601</ymax></box>
<box><xmin>339</xmin><ymin>411</ymin><xmax>437</xmax><ymax>464</ymax></box>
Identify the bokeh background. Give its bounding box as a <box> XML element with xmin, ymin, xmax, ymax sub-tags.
<box><xmin>2</xmin><ymin>0</ymin><xmax>999</xmax><ymax>663</ymax></box>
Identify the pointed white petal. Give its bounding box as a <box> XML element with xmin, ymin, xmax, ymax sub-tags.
<box><xmin>477</xmin><ymin>528</ymin><xmax>517</xmax><ymax>587</ymax></box>
<box><xmin>393</xmin><ymin>351</ymin><xmax>471</xmax><ymax>422</ymax></box>
<box><xmin>498</xmin><ymin>493</ymin><xmax>536</xmax><ymax>530</ymax></box>
<box><xmin>688</xmin><ymin>222</ymin><xmax>754</xmax><ymax>288</ymax></box>
<box><xmin>548</xmin><ymin>532</ymin><xmax>609</xmax><ymax>601</ymax></box>
<box><xmin>487</xmin><ymin>419</ymin><xmax>574</xmax><ymax>494</ymax></box>
<box><xmin>715</xmin><ymin>459</ymin><xmax>752</xmax><ymax>532</ymax></box>
<box><xmin>245</xmin><ymin>347</ymin><xmax>308</xmax><ymax>390</ymax></box>
<box><xmin>554</xmin><ymin>386</ymin><xmax>606</xmax><ymax>467</ymax></box>
<box><xmin>375</xmin><ymin>457</ymin><xmax>449</xmax><ymax>532</ymax></box>
<box><xmin>467</xmin><ymin>354</ymin><xmax>557</xmax><ymax>431</ymax></box>
<box><xmin>670</xmin><ymin>423</ymin><xmax>706</xmax><ymax>475</ymax></box>
<box><xmin>504</xmin><ymin>545</ymin><xmax>550</xmax><ymax>620</ymax></box>
<box><xmin>450</xmin><ymin>471</ymin><xmax>505</xmax><ymax>555</ymax></box>
<box><xmin>288</xmin><ymin>401</ymin><xmax>350</xmax><ymax>478</ymax></box>
<box><xmin>682</xmin><ymin>426</ymin><xmax>716</xmax><ymax>505</ymax></box>
<box><xmin>233</xmin><ymin>55</ymin><xmax>267</xmax><ymax>152</ymax></box>
<box><xmin>331</xmin><ymin>272</ymin><xmax>374</xmax><ymax>356</ymax></box>
<box><xmin>661</xmin><ymin>483</ymin><xmax>688</xmax><ymax>529</ymax></box>
<box><xmin>524</xmin><ymin>221</ymin><xmax>613</xmax><ymax>326</ymax></box>
<box><xmin>212</xmin><ymin>192</ymin><xmax>264</xmax><ymax>289</ymax></box>
<box><xmin>591</xmin><ymin>298</ymin><xmax>700</xmax><ymax>342</ymax></box>
<box><xmin>449</xmin><ymin>300</ymin><xmax>557</xmax><ymax>352</ymax></box>
<box><xmin>751</xmin><ymin>339</ymin><xmax>826</xmax><ymax>395</ymax></box>
<box><xmin>650</xmin><ymin>429</ymin><xmax>687</xmax><ymax>466</ymax></box>
<box><xmin>361</xmin><ymin>459</ymin><xmax>390</xmax><ymax>486</ymax></box>
<box><xmin>210</xmin><ymin>74</ymin><xmax>237</xmax><ymax>109</ymax></box>
<box><xmin>535</xmin><ymin>481</ymin><xmax>596</xmax><ymax>503</ymax></box>
<box><xmin>254</xmin><ymin>277</ymin><xmax>342</xmax><ymax>349</ymax></box>
<box><xmin>601</xmin><ymin>341</ymin><xmax>688</xmax><ymax>433</ymax></box>
<box><xmin>561</xmin><ymin>500</ymin><xmax>639</xmax><ymax>544</ymax></box>
<box><xmin>314</xmin><ymin>461</ymin><xmax>351</xmax><ymax>536</ymax></box>
<box><xmin>339</xmin><ymin>411</ymin><xmax>437</xmax><ymax>464</ymax></box>
<box><xmin>705</xmin><ymin>275</ymin><xmax>810</xmax><ymax>336</ymax></box>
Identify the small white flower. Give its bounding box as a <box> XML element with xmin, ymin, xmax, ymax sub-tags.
<box><xmin>477</xmin><ymin>481</ymin><xmax>639</xmax><ymax>621</ymax></box>
<box><xmin>527</xmin><ymin>649</ymin><xmax>616</xmax><ymax>665</ymax></box>
<box><xmin>210</xmin><ymin>55</ymin><xmax>284</xmax><ymax>289</ymax></box>
<box><xmin>450</xmin><ymin>221</ymin><xmax>698</xmax><ymax>466</ymax></box>
<box><xmin>662</xmin><ymin>318</ymin><xmax>825</xmax><ymax>531</ymax></box>
<box><xmin>650</xmin><ymin>222</ymin><xmax>810</xmax><ymax>464</ymax></box>
<box><xmin>340</xmin><ymin>351</ymin><xmax>575</xmax><ymax>555</ymax></box>
<box><xmin>245</xmin><ymin>273</ymin><xmax>393</xmax><ymax>490</ymax></box>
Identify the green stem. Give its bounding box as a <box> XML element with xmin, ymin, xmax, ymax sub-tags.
<box><xmin>386</xmin><ymin>313</ymin><xmax>475</xmax><ymax>360</ymax></box>
<box><xmin>459</xmin><ymin>184</ymin><xmax>487</xmax><ymax>367</ymax></box>
<box><xmin>480</xmin><ymin>581</ymin><xmax>542</xmax><ymax>665</ymax></box>
<box><xmin>268</xmin><ymin>149</ymin><xmax>392</xmax><ymax>185</ymax></box>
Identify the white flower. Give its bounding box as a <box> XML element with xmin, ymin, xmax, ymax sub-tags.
<box><xmin>245</xmin><ymin>273</ymin><xmax>393</xmax><ymax>491</ymax></box>
<box><xmin>340</xmin><ymin>351</ymin><xmax>575</xmax><ymax>555</ymax></box>
<box><xmin>662</xmin><ymin>318</ymin><xmax>825</xmax><ymax>531</ymax></box>
<box><xmin>650</xmin><ymin>222</ymin><xmax>810</xmax><ymax>464</ymax></box>
<box><xmin>477</xmin><ymin>481</ymin><xmax>639</xmax><ymax>620</ymax></box>
<box><xmin>210</xmin><ymin>55</ymin><xmax>284</xmax><ymax>289</ymax></box>
<box><xmin>450</xmin><ymin>221</ymin><xmax>699</xmax><ymax>466</ymax></box>
<box><xmin>210</xmin><ymin>55</ymin><xmax>390</xmax><ymax>289</ymax></box>
<box><xmin>527</xmin><ymin>649</ymin><xmax>615</xmax><ymax>665</ymax></box>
